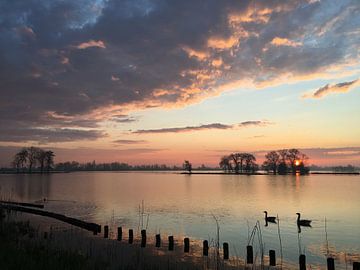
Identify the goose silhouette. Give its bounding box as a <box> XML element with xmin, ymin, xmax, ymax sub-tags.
<box><xmin>264</xmin><ymin>211</ymin><xmax>277</xmax><ymax>223</ymax></box>
<box><xmin>296</xmin><ymin>212</ymin><xmax>312</xmax><ymax>226</ymax></box>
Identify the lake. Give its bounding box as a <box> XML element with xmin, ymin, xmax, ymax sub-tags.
<box><xmin>0</xmin><ymin>172</ymin><xmax>359</xmax><ymax>268</ymax></box>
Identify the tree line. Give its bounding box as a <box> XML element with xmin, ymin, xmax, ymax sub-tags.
<box><xmin>12</xmin><ymin>147</ymin><xmax>55</xmax><ymax>173</ymax></box>
<box><xmin>219</xmin><ymin>153</ymin><xmax>258</xmax><ymax>173</ymax></box>
<box><xmin>9</xmin><ymin>147</ymin><xmax>309</xmax><ymax>174</ymax></box>
<box><xmin>219</xmin><ymin>149</ymin><xmax>309</xmax><ymax>175</ymax></box>
<box><xmin>54</xmin><ymin>161</ymin><xmax>187</xmax><ymax>172</ymax></box>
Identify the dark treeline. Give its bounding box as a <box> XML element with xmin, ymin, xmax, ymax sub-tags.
<box><xmin>11</xmin><ymin>147</ymin><xmax>55</xmax><ymax>173</ymax></box>
<box><xmin>219</xmin><ymin>149</ymin><xmax>309</xmax><ymax>175</ymax></box>
<box><xmin>5</xmin><ymin>146</ymin><xmax>358</xmax><ymax>174</ymax></box>
<box><xmin>309</xmin><ymin>164</ymin><xmax>358</xmax><ymax>172</ymax></box>
<box><xmin>219</xmin><ymin>153</ymin><xmax>258</xmax><ymax>174</ymax></box>
<box><xmin>55</xmin><ymin>161</ymin><xmax>216</xmax><ymax>172</ymax></box>
<box><xmin>55</xmin><ymin>161</ymin><xmax>182</xmax><ymax>172</ymax></box>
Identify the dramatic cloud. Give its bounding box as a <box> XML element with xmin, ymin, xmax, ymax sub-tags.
<box><xmin>0</xmin><ymin>0</ymin><xmax>359</xmax><ymax>142</ymax></box>
<box><xmin>303</xmin><ymin>79</ymin><xmax>359</xmax><ymax>98</ymax></box>
<box><xmin>133</xmin><ymin>121</ymin><xmax>270</xmax><ymax>134</ymax></box>
<box><xmin>0</xmin><ymin>128</ymin><xmax>106</xmax><ymax>143</ymax></box>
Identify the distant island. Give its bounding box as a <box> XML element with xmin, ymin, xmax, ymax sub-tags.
<box><xmin>1</xmin><ymin>146</ymin><xmax>358</xmax><ymax>175</ymax></box>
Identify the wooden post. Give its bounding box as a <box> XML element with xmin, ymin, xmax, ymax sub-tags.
<box><xmin>184</xmin><ymin>237</ymin><xmax>190</xmax><ymax>253</ymax></box>
<box><xmin>104</xmin><ymin>225</ymin><xmax>109</xmax><ymax>238</ymax></box>
<box><xmin>327</xmin><ymin>257</ymin><xmax>335</xmax><ymax>270</ymax></box>
<box><xmin>128</xmin><ymin>229</ymin><xmax>133</xmax><ymax>244</ymax></box>
<box><xmin>203</xmin><ymin>240</ymin><xmax>209</xmax><ymax>256</ymax></box>
<box><xmin>141</xmin><ymin>229</ymin><xmax>146</xmax><ymax>247</ymax></box>
<box><xmin>117</xmin><ymin>227</ymin><xmax>122</xmax><ymax>241</ymax></box>
<box><xmin>353</xmin><ymin>262</ymin><xmax>360</xmax><ymax>270</ymax></box>
<box><xmin>269</xmin><ymin>250</ymin><xmax>276</xmax><ymax>266</ymax></box>
<box><xmin>155</xmin><ymin>234</ymin><xmax>161</xmax><ymax>247</ymax></box>
<box><xmin>223</xmin><ymin>242</ymin><xmax>229</xmax><ymax>260</ymax></box>
<box><xmin>247</xmin><ymin>245</ymin><xmax>253</xmax><ymax>264</ymax></box>
<box><xmin>43</xmin><ymin>232</ymin><xmax>48</xmax><ymax>239</ymax></box>
<box><xmin>299</xmin><ymin>254</ymin><xmax>306</xmax><ymax>270</ymax></box>
<box><xmin>168</xmin><ymin>236</ymin><xmax>174</xmax><ymax>251</ymax></box>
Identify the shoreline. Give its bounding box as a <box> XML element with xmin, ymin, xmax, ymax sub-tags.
<box><xmin>1</xmin><ymin>170</ymin><xmax>358</xmax><ymax>175</ymax></box>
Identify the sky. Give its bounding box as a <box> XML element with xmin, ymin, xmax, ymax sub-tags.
<box><xmin>0</xmin><ymin>0</ymin><xmax>359</xmax><ymax>166</ymax></box>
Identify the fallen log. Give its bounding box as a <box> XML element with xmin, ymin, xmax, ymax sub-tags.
<box><xmin>0</xmin><ymin>200</ymin><xmax>44</xmax><ymax>209</ymax></box>
<box><xmin>0</xmin><ymin>203</ymin><xmax>101</xmax><ymax>233</ymax></box>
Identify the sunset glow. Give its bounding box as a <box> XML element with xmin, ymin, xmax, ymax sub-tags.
<box><xmin>0</xmin><ymin>0</ymin><xmax>359</xmax><ymax>167</ymax></box>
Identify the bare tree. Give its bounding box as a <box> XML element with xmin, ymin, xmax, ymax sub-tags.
<box><xmin>36</xmin><ymin>149</ymin><xmax>46</xmax><ymax>173</ymax></box>
<box><xmin>219</xmin><ymin>156</ymin><xmax>232</xmax><ymax>172</ymax></box>
<box><xmin>45</xmin><ymin>151</ymin><xmax>55</xmax><ymax>173</ymax></box>
<box><xmin>286</xmin><ymin>148</ymin><xmax>301</xmax><ymax>174</ymax></box>
<box><xmin>243</xmin><ymin>153</ymin><xmax>257</xmax><ymax>173</ymax></box>
<box><xmin>277</xmin><ymin>149</ymin><xmax>288</xmax><ymax>174</ymax></box>
<box><xmin>12</xmin><ymin>154</ymin><xmax>22</xmax><ymax>173</ymax></box>
<box><xmin>27</xmin><ymin>147</ymin><xmax>40</xmax><ymax>173</ymax></box>
<box><xmin>229</xmin><ymin>153</ymin><xmax>240</xmax><ymax>173</ymax></box>
<box><xmin>223</xmin><ymin>153</ymin><xmax>258</xmax><ymax>174</ymax></box>
<box><xmin>263</xmin><ymin>151</ymin><xmax>280</xmax><ymax>174</ymax></box>
<box><xmin>11</xmin><ymin>148</ymin><xmax>28</xmax><ymax>173</ymax></box>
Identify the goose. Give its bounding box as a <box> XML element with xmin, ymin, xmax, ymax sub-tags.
<box><xmin>296</xmin><ymin>213</ymin><xmax>312</xmax><ymax>226</ymax></box>
<box><xmin>264</xmin><ymin>211</ymin><xmax>277</xmax><ymax>223</ymax></box>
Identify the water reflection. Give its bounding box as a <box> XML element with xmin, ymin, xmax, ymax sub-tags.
<box><xmin>0</xmin><ymin>172</ymin><xmax>359</xmax><ymax>269</ymax></box>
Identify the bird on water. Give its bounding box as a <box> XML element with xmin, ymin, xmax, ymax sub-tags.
<box><xmin>296</xmin><ymin>212</ymin><xmax>312</xmax><ymax>226</ymax></box>
<box><xmin>263</xmin><ymin>211</ymin><xmax>277</xmax><ymax>223</ymax></box>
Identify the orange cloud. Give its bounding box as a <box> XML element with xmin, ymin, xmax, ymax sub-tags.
<box><xmin>228</xmin><ymin>8</ymin><xmax>272</xmax><ymax>24</ymax></box>
<box><xmin>182</xmin><ymin>46</ymin><xmax>209</xmax><ymax>60</ymax></box>
<box><xmin>76</xmin><ymin>40</ymin><xmax>106</xmax><ymax>49</ymax></box>
<box><xmin>270</xmin><ymin>37</ymin><xmax>302</xmax><ymax>47</ymax></box>
<box><xmin>212</xmin><ymin>58</ymin><xmax>223</xmax><ymax>67</ymax></box>
<box><xmin>207</xmin><ymin>36</ymin><xmax>238</xmax><ymax>50</ymax></box>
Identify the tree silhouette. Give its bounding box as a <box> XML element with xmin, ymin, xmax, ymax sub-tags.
<box><xmin>45</xmin><ymin>151</ymin><xmax>55</xmax><ymax>173</ymax></box>
<box><xmin>263</xmin><ymin>151</ymin><xmax>280</xmax><ymax>174</ymax></box>
<box><xmin>183</xmin><ymin>160</ymin><xmax>192</xmax><ymax>173</ymax></box>
<box><xmin>12</xmin><ymin>153</ymin><xmax>22</xmax><ymax>173</ymax></box>
<box><xmin>243</xmin><ymin>153</ymin><xmax>257</xmax><ymax>173</ymax></box>
<box><xmin>36</xmin><ymin>149</ymin><xmax>46</xmax><ymax>173</ymax></box>
<box><xmin>229</xmin><ymin>153</ymin><xmax>240</xmax><ymax>173</ymax></box>
<box><xmin>27</xmin><ymin>147</ymin><xmax>40</xmax><ymax>173</ymax></box>
<box><xmin>277</xmin><ymin>149</ymin><xmax>288</xmax><ymax>174</ymax></box>
<box><xmin>11</xmin><ymin>147</ymin><xmax>56</xmax><ymax>173</ymax></box>
<box><xmin>220</xmin><ymin>153</ymin><xmax>258</xmax><ymax>174</ymax></box>
<box><xmin>219</xmin><ymin>156</ymin><xmax>232</xmax><ymax>172</ymax></box>
<box><xmin>286</xmin><ymin>148</ymin><xmax>301</xmax><ymax>174</ymax></box>
<box><xmin>11</xmin><ymin>148</ymin><xmax>28</xmax><ymax>173</ymax></box>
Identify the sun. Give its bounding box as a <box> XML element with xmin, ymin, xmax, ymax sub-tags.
<box><xmin>295</xmin><ymin>160</ymin><xmax>300</xmax><ymax>166</ymax></box>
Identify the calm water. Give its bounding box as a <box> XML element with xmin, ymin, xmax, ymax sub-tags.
<box><xmin>0</xmin><ymin>172</ymin><xmax>359</xmax><ymax>268</ymax></box>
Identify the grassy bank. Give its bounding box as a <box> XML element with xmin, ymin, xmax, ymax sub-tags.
<box><xmin>0</xmin><ymin>220</ymin><xmax>105</xmax><ymax>269</ymax></box>
<box><xmin>0</xmin><ymin>211</ymin><xmax>226</xmax><ymax>270</ymax></box>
